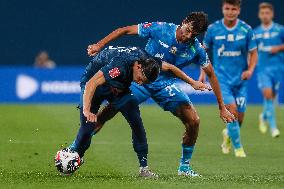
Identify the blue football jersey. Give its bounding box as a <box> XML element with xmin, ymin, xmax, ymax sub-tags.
<box><xmin>203</xmin><ymin>19</ymin><xmax>257</xmax><ymax>85</ymax></box>
<box><xmin>254</xmin><ymin>23</ymin><xmax>284</xmax><ymax>72</ymax></box>
<box><xmin>81</xmin><ymin>46</ymin><xmax>148</xmax><ymax>93</ymax></box>
<box><xmin>138</xmin><ymin>22</ymin><xmax>209</xmax><ymax>89</ymax></box>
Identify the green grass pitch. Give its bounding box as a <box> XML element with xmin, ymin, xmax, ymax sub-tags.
<box><xmin>0</xmin><ymin>104</ymin><xmax>283</xmax><ymax>189</ymax></box>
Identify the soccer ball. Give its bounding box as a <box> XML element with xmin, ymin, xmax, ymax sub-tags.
<box><xmin>54</xmin><ymin>148</ymin><xmax>81</xmax><ymax>175</ymax></box>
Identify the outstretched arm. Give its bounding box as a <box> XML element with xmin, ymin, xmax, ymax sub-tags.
<box><xmin>87</xmin><ymin>25</ymin><xmax>138</xmax><ymax>56</ymax></box>
<box><xmin>161</xmin><ymin>62</ymin><xmax>211</xmax><ymax>91</ymax></box>
<box><xmin>202</xmin><ymin>64</ymin><xmax>235</xmax><ymax>123</ymax></box>
<box><xmin>83</xmin><ymin>71</ymin><xmax>106</xmax><ymax>122</ymax></box>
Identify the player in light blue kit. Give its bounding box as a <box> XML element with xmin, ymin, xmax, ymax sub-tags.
<box><xmin>201</xmin><ymin>0</ymin><xmax>258</xmax><ymax>157</ymax></box>
<box><xmin>87</xmin><ymin>12</ymin><xmax>235</xmax><ymax>176</ymax></box>
<box><xmin>254</xmin><ymin>2</ymin><xmax>284</xmax><ymax>138</ymax></box>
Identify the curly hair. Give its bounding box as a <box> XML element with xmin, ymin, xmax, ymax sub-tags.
<box><xmin>183</xmin><ymin>12</ymin><xmax>209</xmax><ymax>34</ymax></box>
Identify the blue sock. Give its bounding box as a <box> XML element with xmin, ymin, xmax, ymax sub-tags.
<box><xmin>179</xmin><ymin>144</ymin><xmax>194</xmax><ymax>171</ymax></box>
<box><xmin>263</xmin><ymin>99</ymin><xmax>277</xmax><ymax>130</ymax></box>
<box><xmin>227</xmin><ymin>121</ymin><xmax>242</xmax><ymax>149</ymax></box>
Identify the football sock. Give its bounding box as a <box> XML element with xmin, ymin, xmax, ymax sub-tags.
<box><xmin>179</xmin><ymin>144</ymin><xmax>194</xmax><ymax>171</ymax></box>
<box><xmin>227</xmin><ymin>121</ymin><xmax>242</xmax><ymax>149</ymax></box>
<box><xmin>263</xmin><ymin>99</ymin><xmax>277</xmax><ymax>130</ymax></box>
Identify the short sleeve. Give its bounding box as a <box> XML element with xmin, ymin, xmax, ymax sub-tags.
<box><xmin>195</xmin><ymin>46</ymin><xmax>210</xmax><ymax>68</ymax></box>
<box><xmin>247</xmin><ymin>28</ymin><xmax>257</xmax><ymax>51</ymax></box>
<box><xmin>137</xmin><ymin>22</ymin><xmax>164</xmax><ymax>39</ymax></box>
<box><xmin>203</xmin><ymin>25</ymin><xmax>213</xmax><ymax>49</ymax></box>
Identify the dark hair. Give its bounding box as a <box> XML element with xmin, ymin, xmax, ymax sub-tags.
<box><xmin>222</xmin><ymin>0</ymin><xmax>241</xmax><ymax>7</ymax></box>
<box><xmin>183</xmin><ymin>12</ymin><xmax>209</xmax><ymax>34</ymax></box>
<box><xmin>139</xmin><ymin>57</ymin><xmax>161</xmax><ymax>83</ymax></box>
<box><xmin>259</xmin><ymin>2</ymin><xmax>274</xmax><ymax>11</ymax></box>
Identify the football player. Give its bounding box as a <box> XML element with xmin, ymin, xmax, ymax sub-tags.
<box><xmin>87</xmin><ymin>12</ymin><xmax>235</xmax><ymax>176</ymax></box>
<box><xmin>201</xmin><ymin>0</ymin><xmax>258</xmax><ymax>157</ymax></box>
<box><xmin>254</xmin><ymin>2</ymin><xmax>284</xmax><ymax>138</ymax></box>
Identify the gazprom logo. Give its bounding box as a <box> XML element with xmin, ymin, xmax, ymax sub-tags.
<box><xmin>16</xmin><ymin>74</ymin><xmax>80</xmax><ymax>100</ymax></box>
<box><xmin>16</xmin><ymin>74</ymin><xmax>39</xmax><ymax>99</ymax></box>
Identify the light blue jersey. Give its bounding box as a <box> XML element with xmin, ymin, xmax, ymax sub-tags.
<box><xmin>254</xmin><ymin>23</ymin><xmax>284</xmax><ymax>92</ymax></box>
<box><xmin>138</xmin><ymin>22</ymin><xmax>209</xmax><ymax>89</ymax></box>
<box><xmin>203</xmin><ymin>19</ymin><xmax>257</xmax><ymax>86</ymax></box>
<box><xmin>203</xmin><ymin>19</ymin><xmax>257</xmax><ymax>112</ymax></box>
<box><xmin>129</xmin><ymin>22</ymin><xmax>210</xmax><ymax>113</ymax></box>
<box><xmin>254</xmin><ymin>23</ymin><xmax>284</xmax><ymax>72</ymax></box>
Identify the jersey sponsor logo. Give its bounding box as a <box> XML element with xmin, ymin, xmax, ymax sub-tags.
<box><xmin>236</xmin><ymin>35</ymin><xmax>245</xmax><ymax>41</ymax></box>
<box><xmin>215</xmin><ymin>35</ymin><xmax>226</xmax><ymax>40</ymax></box>
<box><xmin>258</xmin><ymin>42</ymin><xmax>272</xmax><ymax>52</ymax></box>
<box><xmin>158</xmin><ymin>40</ymin><xmax>169</xmax><ymax>48</ymax></box>
<box><xmin>155</xmin><ymin>53</ymin><xmax>164</xmax><ymax>59</ymax></box>
<box><xmin>109</xmin><ymin>67</ymin><xmax>121</xmax><ymax>79</ymax></box>
<box><xmin>271</xmin><ymin>32</ymin><xmax>279</xmax><ymax>38</ymax></box>
<box><xmin>108</xmin><ymin>46</ymin><xmax>137</xmax><ymax>53</ymax></box>
<box><xmin>227</xmin><ymin>34</ymin><xmax>234</xmax><ymax>42</ymax></box>
<box><xmin>217</xmin><ymin>44</ymin><xmax>241</xmax><ymax>57</ymax></box>
<box><xmin>143</xmin><ymin>23</ymin><xmax>152</xmax><ymax>28</ymax></box>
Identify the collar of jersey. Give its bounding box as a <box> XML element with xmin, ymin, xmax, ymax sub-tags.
<box><xmin>221</xmin><ymin>18</ymin><xmax>239</xmax><ymax>31</ymax></box>
<box><xmin>261</xmin><ymin>22</ymin><xmax>274</xmax><ymax>31</ymax></box>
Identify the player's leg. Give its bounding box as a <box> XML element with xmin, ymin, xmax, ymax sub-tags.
<box><xmin>150</xmin><ymin>83</ymin><xmax>200</xmax><ymax>176</ymax></box>
<box><xmin>231</xmin><ymin>83</ymin><xmax>248</xmax><ymax>157</ymax></box>
<box><xmin>222</xmin><ymin>83</ymin><xmax>246</xmax><ymax>157</ymax></box>
<box><xmin>257</xmin><ymin>71</ymin><xmax>280</xmax><ymax>137</ymax></box>
<box><xmin>119</xmin><ymin>99</ymin><xmax>157</xmax><ymax>177</ymax></box>
<box><xmin>92</xmin><ymin>83</ymin><xmax>151</xmax><ymax>135</ymax></box>
<box><xmin>174</xmin><ymin>104</ymin><xmax>201</xmax><ymax>177</ymax></box>
<box><xmin>94</xmin><ymin>103</ymin><xmax>118</xmax><ymax>133</ymax></box>
<box><xmin>69</xmin><ymin>92</ymin><xmax>104</xmax><ymax>158</ymax></box>
<box><xmin>262</xmin><ymin>88</ymin><xmax>280</xmax><ymax>137</ymax></box>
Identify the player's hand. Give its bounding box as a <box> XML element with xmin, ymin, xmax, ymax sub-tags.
<box><xmin>87</xmin><ymin>43</ymin><xmax>102</xmax><ymax>56</ymax></box>
<box><xmin>241</xmin><ymin>70</ymin><xmax>253</xmax><ymax>80</ymax></box>
<box><xmin>220</xmin><ymin>107</ymin><xmax>235</xmax><ymax>123</ymax></box>
<box><xmin>83</xmin><ymin>110</ymin><xmax>97</xmax><ymax>123</ymax></box>
<box><xmin>270</xmin><ymin>46</ymin><xmax>280</xmax><ymax>54</ymax></box>
<box><xmin>192</xmin><ymin>81</ymin><xmax>212</xmax><ymax>91</ymax></box>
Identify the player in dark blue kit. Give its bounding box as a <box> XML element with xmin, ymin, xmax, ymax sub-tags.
<box><xmin>69</xmin><ymin>46</ymin><xmax>210</xmax><ymax>177</ymax></box>
<box><xmin>254</xmin><ymin>2</ymin><xmax>284</xmax><ymax>138</ymax></box>
<box><xmin>87</xmin><ymin>12</ymin><xmax>235</xmax><ymax>176</ymax></box>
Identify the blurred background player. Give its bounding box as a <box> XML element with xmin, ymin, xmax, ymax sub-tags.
<box><xmin>201</xmin><ymin>0</ymin><xmax>258</xmax><ymax>157</ymax></box>
<box><xmin>254</xmin><ymin>2</ymin><xmax>284</xmax><ymax>138</ymax></box>
<box><xmin>87</xmin><ymin>12</ymin><xmax>235</xmax><ymax>176</ymax></box>
<box><xmin>69</xmin><ymin>46</ymin><xmax>210</xmax><ymax>177</ymax></box>
<box><xmin>34</xmin><ymin>51</ymin><xmax>56</xmax><ymax>69</ymax></box>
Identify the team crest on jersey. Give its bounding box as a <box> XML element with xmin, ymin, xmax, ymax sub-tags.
<box><xmin>109</xmin><ymin>67</ymin><xmax>121</xmax><ymax>79</ymax></box>
<box><xmin>170</xmin><ymin>46</ymin><xmax>177</xmax><ymax>54</ymax></box>
<box><xmin>143</xmin><ymin>23</ymin><xmax>152</xmax><ymax>28</ymax></box>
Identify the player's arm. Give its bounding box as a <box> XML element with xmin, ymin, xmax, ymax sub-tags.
<box><xmin>87</xmin><ymin>25</ymin><xmax>138</xmax><ymax>56</ymax></box>
<box><xmin>270</xmin><ymin>45</ymin><xmax>284</xmax><ymax>54</ymax></box>
<box><xmin>241</xmin><ymin>48</ymin><xmax>258</xmax><ymax>80</ymax></box>
<box><xmin>202</xmin><ymin>64</ymin><xmax>235</xmax><ymax>123</ymax></box>
<box><xmin>271</xmin><ymin>27</ymin><xmax>284</xmax><ymax>54</ymax></box>
<box><xmin>161</xmin><ymin>62</ymin><xmax>211</xmax><ymax>91</ymax></box>
<box><xmin>83</xmin><ymin>71</ymin><xmax>106</xmax><ymax>122</ymax></box>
